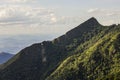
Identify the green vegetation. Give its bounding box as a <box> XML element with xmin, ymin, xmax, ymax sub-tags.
<box><xmin>0</xmin><ymin>17</ymin><xmax>120</xmax><ymax>80</ymax></box>
<box><xmin>46</xmin><ymin>30</ymin><xmax>120</xmax><ymax>80</ymax></box>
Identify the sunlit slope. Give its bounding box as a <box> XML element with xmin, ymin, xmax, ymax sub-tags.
<box><xmin>46</xmin><ymin>27</ymin><xmax>120</xmax><ymax>80</ymax></box>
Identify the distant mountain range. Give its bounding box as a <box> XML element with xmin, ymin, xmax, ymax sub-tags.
<box><xmin>0</xmin><ymin>52</ymin><xmax>14</xmax><ymax>64</ymax></box>
<box><xmin>0</xmin><ymin>17</ymin><xmax>119</xmax><ymax>80</ymax></box>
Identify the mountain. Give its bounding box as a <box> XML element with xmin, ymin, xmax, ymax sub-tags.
<box><xmin>47</xmin><ymin>30</ymin><xmax>120</xmax><ymax>80</ymax></box>
<box><xmin>0</xmin><ymin>52</ymin><xmax>14</xmax><ymax>64</ymax></box>
<box><xmin>0</xmin><ymin>17</ymin><xmax>120</xmax><ymax>80</ymax></box>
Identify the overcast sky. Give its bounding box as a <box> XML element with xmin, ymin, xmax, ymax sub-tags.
<box><xmin>0</xmin><ymin>0</ymin><xmax>120</xmax><ymax>54</ymax></box>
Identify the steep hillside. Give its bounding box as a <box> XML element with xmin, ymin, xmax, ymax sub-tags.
<box><xmin>0</xmin><ymin>52</ymin><xmax>14</xmax><ymax>64</ymax></box>
<box><xmin>0</xmin><ymin>17</ymin><xmax>120</xmax><ymax>80</ymax></box>
<box><xmin>46</xmin><ymin>30</ymin><xmax>120</xmax><ymax>80</ymax></box>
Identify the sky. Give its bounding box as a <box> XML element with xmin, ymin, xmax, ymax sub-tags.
<box><xmin>0</xmin><ymin>0</ymin><xmax>120</xmax><ymax>54</ymax></box>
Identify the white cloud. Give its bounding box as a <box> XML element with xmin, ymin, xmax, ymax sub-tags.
<box><xmin>0</xmin><ymin>5</ymin><xmax>67</xmax><ymax>35</ymax></box>
<box><xmin>0</xmin><ymin>7</ymin><xmax>76</xmax><ymax>35</ymax></box>
<box><xmin>12</xmin><ymin>0</ymin><xmax>33</xmax><ymax>2</ymax></box>
<box><xmin>0</xmin><ymin>5</ymin><xmax>56</xmax><ymax>25</ymax></box>
<box><xmin>0</xmin><ymin>5</ymin><xmax>83</xmax><ymax>36</ymax></box>
<box><xmin>87</xmin><ymin>8</ymin><xmax>120</xmax><ymax>16</ymax></box>
<box><xmin>3</xmin><ymin>0</ymin><xmax>36</xmax><ymax>3</ymax></box>
<box><xmin>88</xmin><ymin>8</ymin><xmax>99</xmax><ymax>13</ymax></box>
<box><xmin>0</xmin><ymin>6</ymin><xmax>120</xmax><ymax>36</ymax></box>
<box><xmin>87</xmin><ymin>8</ymin><xmax>120</xmax><ymax>25</ymax></box>
<box><xmin>51</xmin><ymin>17</ymin><xmax>57</xmax><ymax>23</ymax></box>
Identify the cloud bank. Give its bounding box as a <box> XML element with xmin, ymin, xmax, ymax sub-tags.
<box><xmin>87</xmin><ymin>8</ymin><xmax>120</xmax><ymax>25</ymax></box>
<box><xmin>3</xmin><ymin>0</ymin><xmax>36</xmax><ymax>3</ymax></box>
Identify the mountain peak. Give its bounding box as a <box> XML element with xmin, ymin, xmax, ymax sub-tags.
<box><xmin>65</xmin><ymin>17</ymin><xmax>101</xmax><ymax>36</ymax></box>
<box><xmin>88</xmin><ymin>17</ymin><xmax>98</xmax><ymax>22</ymax></box>
<box><xmin>89</xmin><ymin>17</ymin><xmax>97</xmax><ymax>20</ymax></box>
<box><xmin>82</xmin><ymin>17</ymin><xmax>100</xmax><ymax>27</ymax></box>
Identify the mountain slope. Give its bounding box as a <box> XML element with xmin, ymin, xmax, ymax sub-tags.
<box><xmin>0</xmin><ymin>17</ymin><xmax>103</xmax><ymax>80</ymax></box>
<box><xmin>0</xmin><ymin>17</ymin><xmax>120</xmax><ymax>80</ymax></box>
<box><xmin>0</xmin><ymin>52</ymin><xmax>13</xmax><ymax>64</ymax></box>
<box><xmin>46</xmin><ymin>30</ymin><xmax>120</xmax><ymax>80</ymax></box>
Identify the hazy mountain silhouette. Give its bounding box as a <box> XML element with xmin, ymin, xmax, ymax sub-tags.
<box><xmin>0</xmin><ymin>52</ymin><xmax>13</xmax><ymax>64</ymax></box>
